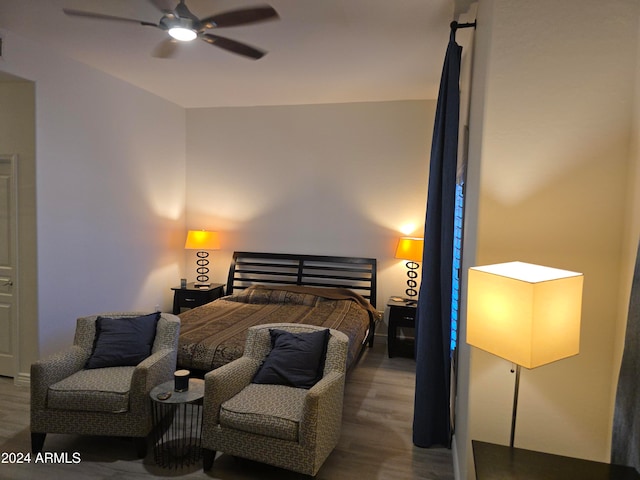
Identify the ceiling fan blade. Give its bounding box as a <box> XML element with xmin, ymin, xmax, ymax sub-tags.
<box><xmin>152</xmin><ymin>38</ymin><xmax>179</xmax><ymax>58</ymax></box>
<box><xmin>201</xmin><ymin>33</ymin><xmax>266</xmax><ymax>59</ymax></box>
<box><xmin>148</xmin><ymin>0</ymin><xmax>175</xmax><ymax>14</ymax></box>
<box><xmin>200</xmin><ymin>5</ymin><xmax>279</xmax><ymax>28</ymax></box>
<box><xmin>63</xmin><ymin>8</ymin><xmax>157</xmax><ymax>27</ymax></box>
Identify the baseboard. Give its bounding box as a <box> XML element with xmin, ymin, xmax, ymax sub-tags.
<box><xmin>15</xmin><ymin>371</ymin><xmax>30</xmax><ymax>387</ymax></box>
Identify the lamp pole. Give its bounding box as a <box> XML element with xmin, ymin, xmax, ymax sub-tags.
<box><xmin>510</xmin><ymin>364</ymin><xmax>521</xmax><ymax>448</ymax></box>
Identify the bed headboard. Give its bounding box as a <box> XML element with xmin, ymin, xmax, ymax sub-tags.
<box><xmin>226</xmin><ymin>252</ymin><xmax>378</xmax><ymax>307</ymax></box>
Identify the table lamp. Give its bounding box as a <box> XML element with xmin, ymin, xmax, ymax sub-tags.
<box><xmin>394</xmin><ymin>236</ymin><xmax>424</xmax><ymax>299</ymax></box>
<box><xmin>466</xmin><ymin>261</ymin><xmax>583</xmax><ymax>447</ymax></box>
<box><xmin>185</xmin><ymin>230</ymin><xmax>220</xmax><ymax>287</ymax></box>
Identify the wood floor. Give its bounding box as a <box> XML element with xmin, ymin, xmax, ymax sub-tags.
<box><xmin>0</xmin><ymin>342</ymin><xmax>453</xmax><ymax>480</ymax></box>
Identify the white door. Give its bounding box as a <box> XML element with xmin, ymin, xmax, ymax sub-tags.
<box><xmin>0</xmin><ymin>155</ymin><xmax>17</xmax><ymax>377</ymax></box>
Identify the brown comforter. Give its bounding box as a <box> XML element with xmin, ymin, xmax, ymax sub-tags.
<box><xmin>177</xmin><ymin>285</ymin><xmax>376</xmax><ymax>372</ymax></box>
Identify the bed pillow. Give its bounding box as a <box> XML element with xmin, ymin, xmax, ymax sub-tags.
<box><xmin>85</xmin><ymin>312</ymin><xmax>160</xmax><ymax>369</ymax></box>
<box><xmin>252</xmin><ymin>328</ymin><xmax>330</xmax><ymax>389</ymax></box>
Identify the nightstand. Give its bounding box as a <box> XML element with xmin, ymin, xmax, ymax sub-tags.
<box><xmin>171</xmin><ymin>282</ymin><xmax>224</xmax><ymax>314</ymax></box>
<box><xmin>473</xmin><ymin>441</ymin><xmax>640</xmax><ymax>480</ymax></box>
<box><xmin>387</xmin><ymin>298</ymin><xmax>417</xmax><ymax>358</ymax></box>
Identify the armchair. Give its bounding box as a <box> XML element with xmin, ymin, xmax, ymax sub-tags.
<box><xmin>30</xmin><ymin>311</ymin><xmax>180</xmax><ymax>456</ymax></box>
<box><xmin>202</xmin><ymin>323</ymin><xmax>348</xmax><ymax>476</ymax></box>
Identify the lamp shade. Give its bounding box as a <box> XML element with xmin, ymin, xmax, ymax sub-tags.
<box><xmin>466</xmin><ymin>261</ymin><xmax>583</xmax><ymax>369</ymax></box>
<box><xmin>395</xmin><ymin>237</ymin><xmax>424</xmax><ymax>263</ymax></box>
<box><xmin>184</xmin><ymin>230</ymin><xmax>220</xmax><ymax>250</ymax></box>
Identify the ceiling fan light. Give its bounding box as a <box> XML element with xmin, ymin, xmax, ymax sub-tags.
<box><xmin>169</xmin><ymin>27</ymin><xmax>197</xmax><ymax>41</ymax></box>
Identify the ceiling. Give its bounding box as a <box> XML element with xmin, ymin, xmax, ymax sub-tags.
<box><xmin>0</xmin><ymin>0</ymin><xmax>472</xmax><ymax>108</ymax></box>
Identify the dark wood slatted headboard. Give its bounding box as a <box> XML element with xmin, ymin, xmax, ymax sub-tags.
<box><xmin>226</xmin><ymin>252</ymin><xmax>378</xmax><ymax>307</ymax></box>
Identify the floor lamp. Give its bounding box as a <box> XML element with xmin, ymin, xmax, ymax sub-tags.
<box><xmin>466</xmin><ymin>261</ymin><xmax>583</xmax><ymax>447</ymax></box>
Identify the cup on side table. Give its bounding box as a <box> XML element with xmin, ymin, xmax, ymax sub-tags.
<box><xmin>174</xmin><ymin>369</ymin><xmax>190</xmax><ymax>392</ymax></box>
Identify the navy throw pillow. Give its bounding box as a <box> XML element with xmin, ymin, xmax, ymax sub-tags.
<box><xmin>252</xmin><ymin>328</ymin><xmax>330</xmax><ymax>389</ymax></box>
<box><xmin>85</xmin><ymin>312</ymin><xmax>160</xmax><ymax>369</ymax></box>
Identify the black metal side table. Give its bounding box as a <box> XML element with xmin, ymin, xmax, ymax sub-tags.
<box><xmin>150</xmin><ymin>378</ymin><xmax>205</xmax><ymax>469</ymax></box>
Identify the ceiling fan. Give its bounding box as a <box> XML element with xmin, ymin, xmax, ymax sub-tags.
<box><xmin>63</xmin><ymin>0</ymin><xmax>279</xmax><ymax>59</ymax></box>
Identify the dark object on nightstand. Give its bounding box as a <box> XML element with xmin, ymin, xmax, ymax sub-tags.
<box><xmin>473</xmin><ymin>440</ymin><xmax>640</xmax><ymax>480</ymax></box>
<box><xmin>387</xmin><ymin>298</ymin><xmax>417</xmax><ymax>358</ymax></box>
<box><xmin>171</xmin><ymin>282</ymin><xmax>224</xmax><ymax>314</ymax></box>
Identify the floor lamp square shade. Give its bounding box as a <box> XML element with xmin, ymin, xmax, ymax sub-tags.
<box><xmin>466</xmin><ymin>262</ymin><xmax>583</xmax><ymax>369</ymax></box>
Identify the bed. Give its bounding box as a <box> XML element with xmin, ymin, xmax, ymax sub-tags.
<box><xmin>177</xmin><ymin>251</ymin><xmax>379</xmax><ymax>374</ymax></box>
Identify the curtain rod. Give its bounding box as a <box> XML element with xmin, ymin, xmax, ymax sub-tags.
<box><xmin>450</xmin><ymin>21</ymin><xmax>477</xmax><ymax>31</ymax></box>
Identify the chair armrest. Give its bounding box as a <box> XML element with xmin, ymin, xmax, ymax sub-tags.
<box><xmin>31</xmin><ymin>346</ymin><xmax>88</xmax><ymax>410</ymax></box>
<box><xmin>204</xmin><ymin>357</ymin><xmax>260</xmax><ymax>425</ymax></box>
<box><xmin>300</xmin><ymin>370</ymin><xmax>345</xmax><ymax>448</ymax></box>
<box><xmin>130</xmin><ymin>348</ymin><xmax>177</xmax><ymax>412</ymax></box>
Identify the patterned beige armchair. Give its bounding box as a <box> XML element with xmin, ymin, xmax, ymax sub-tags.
<box><xmin>30</xmin><ymin>311</ymin><xmax>180</xmax><ymax>456</ymax></box>
<box><xmin>202</xmin><ymin>323</ymin><xmax>348</xmax><ymax>477</ymax></box>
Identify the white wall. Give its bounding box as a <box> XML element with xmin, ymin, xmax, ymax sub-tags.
<box><xmin>457</xmin><ymin>1</ymin><xmax>640</xmax><ymax>478</ymax></box>
<box><xmin>0</xmin><ymin>30</ymin><xmax>187</xmax><ymax>367</ymax></box>
<box><xmin>185</xmin><ymin>100</ymin><xmax>435</xmax><ymax>312</ymax></box>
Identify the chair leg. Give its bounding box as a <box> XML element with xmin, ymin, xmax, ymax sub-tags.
<box><xmin>31</xmin><ymin>432</ymin><xmax>46</xmax><ymax>453</ymax></box>
<box><xmin>133</xmin><ymin>437</ymin><xmax>147</xmax><ymax>458</ymax></box>
<box><xmin>203</xmin><ymin>448</ymin><xmax>216</xmax><ymax>471</ymax></box>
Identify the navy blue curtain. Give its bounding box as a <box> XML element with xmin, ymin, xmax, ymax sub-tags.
<box><xmin>413</xmin><ymin>30</ymin><xmax>462</xmax><ymax>448</ymax></box>
<box><xmin>611</xmin><ymin>239</ymin><xmax>640</xmax><ymax>472</ymax></box>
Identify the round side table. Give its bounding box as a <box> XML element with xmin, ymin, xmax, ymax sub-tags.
<box><xmin>150</xmin><ymin>378</ymin><xmax>205</xmax><ymax>469</ymax></box>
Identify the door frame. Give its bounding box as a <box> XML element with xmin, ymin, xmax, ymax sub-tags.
<box><xmin>0</xmin><ymin>154</ymin><xmax>19</xmax><ymax>380</ymax></box>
